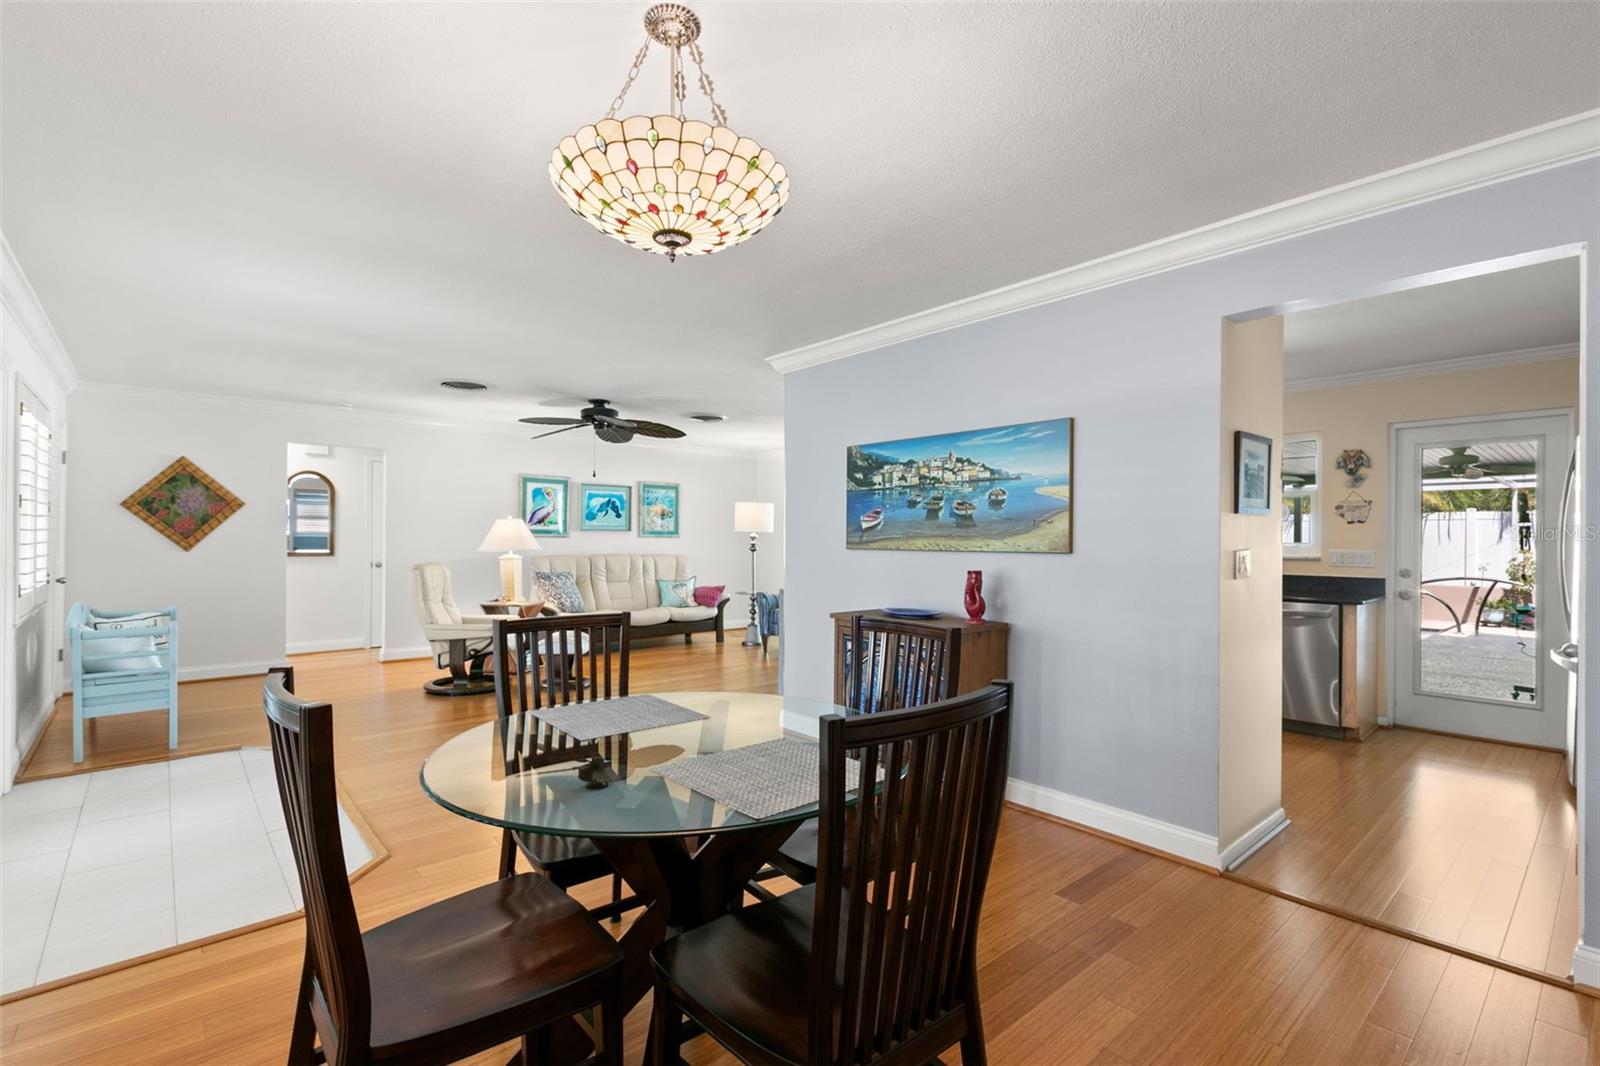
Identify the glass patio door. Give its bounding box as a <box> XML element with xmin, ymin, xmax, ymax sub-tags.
<box><xmin>1392</xmin><ymin>411</ymin><xmax>1572</xmax><ymax>748</ymax></box>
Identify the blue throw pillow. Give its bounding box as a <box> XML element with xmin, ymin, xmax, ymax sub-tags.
<box><xmin>658</xmin><ymin>576</ymin><xmax>696</xmax><ymax>608</ymax></box>
<box><xmin>531</xmin><ymin>571</ymin><xmax>586</xmax><ymax>614</ymax></box>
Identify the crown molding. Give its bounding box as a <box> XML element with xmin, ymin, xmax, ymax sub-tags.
<box><xmin>71</xmin><ymin>381</ymin><xmax>759</xmax><ymax>459</ymax></box>
<box><xmin>1</xmin><ymin>231</ymin><xmax>80</xmax><ymax>394</ymax></box>
<box><xmin>767</xmin><ymin>110</ymin><xmax>1600</xmax><ymax>375</ymax></box>
<box><xmin>1284</xmin><ymin>342</ymin><xmax>1580</xmax><ymax>394</ymax></box>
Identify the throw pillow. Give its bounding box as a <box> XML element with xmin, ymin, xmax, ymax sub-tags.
<box><xmin>84</xmin><ymin>611</ymin><xmax>170</xmax><ymax>673</ymax></box>
<box><xmin>692</xmin><ymin>584</ymin><xmax>725</xmax><ymax>608</ymax></box>
<box><xmin>658</xmin><ymin>577</ymin><xmax>696</xmax><ymax>608</ymax></box>
<box><xmin>531</xmin><ymin>571</ymin><xmax>587</xmax><ymax>614</ymax></box>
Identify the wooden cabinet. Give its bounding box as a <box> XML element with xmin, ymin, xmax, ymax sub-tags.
<box><xmin>1340</xmin><ymin>601</ymin><xmax>1379</xmax><ymax>741</ymax></box>
<box><xmin>830</xmin><ymin>610</ymin><xmax>1009</xmax><ymax>705</ymax></box>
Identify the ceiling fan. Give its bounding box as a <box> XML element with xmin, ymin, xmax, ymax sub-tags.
<box><xmin>519</xmin><ymin>399</ymin><xmax>687</xmax><ymax>444</ymax></box>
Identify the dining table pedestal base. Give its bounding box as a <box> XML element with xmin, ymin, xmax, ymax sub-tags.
<box><xmin>536</xmin><ymin>822</ymin><xmax>799</xmax><ymax>1064</ymax></box>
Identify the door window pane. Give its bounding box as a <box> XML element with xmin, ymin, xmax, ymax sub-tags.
<box><xmin>1416</xmin><ymin>437</ymin><xmax>1539</xmax><ymax>705</ymax></box>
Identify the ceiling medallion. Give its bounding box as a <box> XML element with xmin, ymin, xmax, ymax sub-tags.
<box><xmin>549</xmin><ymin>3</ymin><xmax>789</xmax><ymax>263</ymax></box>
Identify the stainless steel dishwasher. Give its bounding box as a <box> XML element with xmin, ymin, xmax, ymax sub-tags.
<box><xmin>1283</xmin><ymin>602</ymin><xmax>1341</xmax><ymax>729</ymax></box>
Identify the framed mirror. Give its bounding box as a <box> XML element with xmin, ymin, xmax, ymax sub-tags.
<box><xmin>286</xmin><ymin>470</ymin><xmax>335</xmax><ymax>555</ymax></box>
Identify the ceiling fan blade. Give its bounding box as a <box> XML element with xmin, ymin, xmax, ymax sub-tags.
<box><xmin>519</xmin><ymin>416</ymin><xmax>585</xmax><ymax>426</ymax></box>
<box><xmin>628</xmin><ymin>420</ymin><xmax>687</xmax><ymax>439</ymax></box>
<box><xmin>591</xmin><ymin>413</ymin><xmax>638</xmax><ymax>429</ymax></box>
<box><xmin>530</xmin><ymin>424</ymin><xmax>588</xmax><ymax>441</ymax></box>
<box><xmin>594</xmin><ymin>424</ymin><xmax>635</xmax><ymax>444</ymax></box>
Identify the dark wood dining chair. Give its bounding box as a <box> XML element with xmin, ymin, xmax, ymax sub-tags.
<box><xmin>650</xmin><ymin>681</ymin><xmax>1014</xmax><ymax>1066</ymax></box>
<box><xmin>492</xmin><ymin>613</ymin><xmax>638</xmax><ymax>921</ymax></box>
<box><xmin>847</xmin><ymin>613</ymin><xmax>960</xmax><ymax>714</ymax></box>
<box><xmin>264</xmin><ymin>667</ymin><xmax>624</xmax><ymax>1066</ymax></box>
<box><xmin>759</xmin><ymin>613</ymin><xmax>957</xmax><ymax>890</ymax></box>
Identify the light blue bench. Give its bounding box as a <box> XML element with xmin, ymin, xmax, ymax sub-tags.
<box><xmin>67</xmin><ymin>604</ymin><xmax>178</xmax><ymax>763</ymax></box>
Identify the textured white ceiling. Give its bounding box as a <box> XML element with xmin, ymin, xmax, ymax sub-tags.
<box><xmin>4</xmin><ymin>2</ymin><xmax>1597</xmax><ymax>451</ymax></box>
<box><xmin>1284</xmin><ymin>257</ymin><xmax>1581</xmax><ymax>384</ymax></box>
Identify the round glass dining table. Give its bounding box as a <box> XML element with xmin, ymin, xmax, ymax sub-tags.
<box><xmin>419</xmin><ymin>689</ymin><xmax>856</xmax><ymax>1056</ymax></box>
<box><xmin>420</xmin><ymin>690</ymin><xmax>854</xmax><ymax>838</ymax></box>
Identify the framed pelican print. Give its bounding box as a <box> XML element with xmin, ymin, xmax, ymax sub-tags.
<box><xmin>518</xmin><ymin>474</ymin><xmax>569</xmax><ymax>537</ymax></box>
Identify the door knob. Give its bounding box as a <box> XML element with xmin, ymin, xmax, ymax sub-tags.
<box><xmin>1396</xmin><ymin>589</ymin><xmax>1414</xmax><ymax>601</ymax></box>
<box><xmin>373</xmin><ymin>562</ymin><xmax>383</xmax><ymax>569</ymax></box>
<box><xmin>1397</xmin><ymin>568</ymin><xmax>1412</xmax><ymax>579</ymax></box>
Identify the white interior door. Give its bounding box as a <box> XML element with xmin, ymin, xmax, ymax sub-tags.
<box><xmin>1392</xmin><ymin>410</ymin><xmax>1573</xmax><ymax>748</ymax></box>
<box><xmin>367</xmin><ymin>456</ymin><xmax>385</xmax><ymax>648</ymax></box>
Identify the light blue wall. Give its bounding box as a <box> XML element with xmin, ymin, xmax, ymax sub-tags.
<box><xmin>781</xmin><ymin>160</ymin><xmax>1599</xmax><ymax>919</ymax></box>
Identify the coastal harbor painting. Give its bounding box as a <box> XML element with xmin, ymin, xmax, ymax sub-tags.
<box><xmin>846</xmin><ymin>418</ymin><xmax>1073</xmax><ymax>553</ymax></box>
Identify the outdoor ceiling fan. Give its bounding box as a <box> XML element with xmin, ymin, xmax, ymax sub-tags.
<box><xmin>1431</xmin><ymin>447</ymin><xmax>1494</xmax><ymax>480</ymax></box>
<box><xmin>519</xmin><ymin>399</ymin><xmax>687</xmax><ymax>444</ymax></box>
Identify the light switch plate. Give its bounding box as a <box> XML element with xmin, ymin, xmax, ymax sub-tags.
<box><xmin>1234</xmin><ymin>549</ymin><xmax>1253</xmax><ymax>579</ymax></box>
<box><xmin>1330</xmin><ymin>549</ymin><xmax>1376</xmax><ymax>568</ymax></box>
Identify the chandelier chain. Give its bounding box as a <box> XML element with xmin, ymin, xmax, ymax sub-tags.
<box><xmin>669</xmin><ymin>42</ymin><xmax>688</xmax><ymax>119</ymax></box>
<box><xmin>605</xmin><ymin>38</ymin><xmax>652</xmax><ymax>119</ymax></box>
<box><xmin>686</xmin><ymin>40</ymin><xmax>728</xmax><ymax>126</ymax></box>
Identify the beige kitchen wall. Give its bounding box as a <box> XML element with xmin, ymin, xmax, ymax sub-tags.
<box><xmin>1283</xmin><ymin>355</ymin><xmax>1579</xmax><ymax>718</ymax></box>
<box><xmin>1283</xmin><ymin>356</ymin><xmax>1579</xmax><ymax>578</ymax></box>
<box><xmin>1219</xmin><ymin>316</ymin><xmax>1285</xmax><ymax>855</ymax></box>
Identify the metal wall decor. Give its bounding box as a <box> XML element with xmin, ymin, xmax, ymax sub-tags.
<box><xmin>1335</xmin><ymin>491</ymin><xmax>1372</xmax><ymax>524</ymax></box>
<box><xmin>1335</xmin><ymin>448</ymin><xmax>1372</xmax><ymax>487</ymax></box>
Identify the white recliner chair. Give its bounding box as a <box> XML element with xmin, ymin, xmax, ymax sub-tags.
<box><xmin>411</xmin><ymin>562</ymin><xmax>498</xmax><ymax>696</ymax></box>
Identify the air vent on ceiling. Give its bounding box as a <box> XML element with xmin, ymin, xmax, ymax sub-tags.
<box><xmin>440</xmin><ymin>379</ymin><xmax>489</xmax><ymax>391</ymax></box>
<box><xmin>686</xmin><ymin>412</ymin><xmax>726</xmax><ymax>423</ymax></box>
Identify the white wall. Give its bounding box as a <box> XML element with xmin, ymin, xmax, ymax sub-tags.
<box><xmin>67</xmin><ymin>388</ymin><xmax>760</xmax><ymax>675</ymax></box>
<box><xmin>2</xmin><ymin>236</ymin><xmax>75</xmax><ymax>789</ymax></box>
<box><xmin>753</xmin><ymin>450</ymin><xmax>786</xmax><ymax>594</ymax></box>
<box><xmin>781</xmin><ymin>160</ymin><xmax>1599</xmax><ymax>884</ymax></box>
<box><xmin>285</xmin><ymin>443</ymin><xmax>382</xmax><ymax>654</ymax></box>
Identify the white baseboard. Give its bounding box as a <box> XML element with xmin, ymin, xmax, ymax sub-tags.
<box><xmin>1219</xmin><ymin>807</ymin><xmax>1289</xmax><ymax>870</ymax></box>
<box><xmin>1572</xmin><ymin>942</ymin><xmax>1600</xmax><ymax>991</ymax></box>
<box><xmin>286</xmin><ymin>638</ymin><xmax>370</xmax><ymax>655</ymax></box>
<box><xmin>179</xmin><ymin>659</ymin><xmax>286</xmax><ymax>683</ymax></box>
<box><xmin>379</xmin><ymin>644</ymin><xmax>432</xmax><ymax>663</ymax></box>
<box><xmin>62</xmin><ymin>658</ymin><xmax>285</xmax><ymax>692</ymax></box>
<box><xmin>1005</xmin><ymin>778</ymin><xmax>1221</xmax><ymax>868</ymax></box>
<box><xmin>1377</xmin><ymin>715</ymin><xmax>1393</xmax><ymax>727</ymax></box>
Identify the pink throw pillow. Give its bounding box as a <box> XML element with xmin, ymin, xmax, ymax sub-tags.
<box><xmin>693</xmin><ymin>584</ymin><xmax>725</xmax><ymax>607</ymax></box>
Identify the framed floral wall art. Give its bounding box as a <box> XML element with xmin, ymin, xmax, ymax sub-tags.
<box><xmin>121</xmin><ymin>456</ymin><xmax>244</xmax><ymax>551</ymax></box>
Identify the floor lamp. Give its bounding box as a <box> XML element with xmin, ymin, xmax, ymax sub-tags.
<box><xmin>734</xmin><ymin>501</ymin><xmax>774</xmax><ymax>648</ymax></box>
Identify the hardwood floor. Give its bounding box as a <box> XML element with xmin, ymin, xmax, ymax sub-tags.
<box><xmin>1233</xmin><ymin>727</ymin><xmax>1581</xmax><ymax>983</ymax></box>
<box><xmin>4</xmin><ymin>646</ymin><xmax>1595</xmax><ymax>1064</ymax></box>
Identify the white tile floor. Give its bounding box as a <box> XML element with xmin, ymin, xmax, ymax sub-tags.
<box><xmin>0</xmin><ymin>749</ymin><xmax>372</xmax><ymax>993</ymax></box>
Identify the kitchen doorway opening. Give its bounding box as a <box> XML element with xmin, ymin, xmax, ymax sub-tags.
<box><xmin>1224</xmin><ymin>246</ymin><xmax>1588</xmax><ymax>987</ymax></box>
<box><xmin>285</xmin><ymin>443</ymin><xmax>386</xmax><ymax>655</ymax></box>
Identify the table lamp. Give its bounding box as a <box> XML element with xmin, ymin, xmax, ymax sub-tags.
<box><xmin>733</xmin><ymin>501</ymin><xmax>775</xmax><ymax>648</ymax></box>
<box><xmin>478</xmin><ymin>516</ymin><xmax>540</xmax><ymax>602</ymax></box>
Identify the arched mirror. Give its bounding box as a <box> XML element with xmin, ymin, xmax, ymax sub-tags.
<box><xmin>286</xmin><ymin>470</ymin><xmax>335</xmax><ymax>555</ymax></box>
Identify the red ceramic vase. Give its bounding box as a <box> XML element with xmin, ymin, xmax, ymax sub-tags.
<box><xmin>963</xmin><ymin>569</ymin><xmax>986</xmax><ymax>623</ymax></box>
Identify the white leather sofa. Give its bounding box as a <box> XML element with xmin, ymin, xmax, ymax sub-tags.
<box><xmin>530</xmin><ymin>554</ymin><xmax>729</xmax><ymax>643</ymax></box>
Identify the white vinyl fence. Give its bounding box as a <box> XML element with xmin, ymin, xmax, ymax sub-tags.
<box><xmin>1419</xmin><ymin>509</ymin><xmax>1531</xmax><ymax>587</ymax></box>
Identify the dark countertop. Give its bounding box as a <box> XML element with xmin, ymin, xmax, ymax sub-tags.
<box><xmin>1284</xmin><ymin>575</ymin><xmax>1386</xmax><ymax>605</ymax></box>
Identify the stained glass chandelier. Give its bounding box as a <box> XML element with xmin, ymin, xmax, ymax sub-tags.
<box><xmin>549</xmin><ymin>3</ymin><xmax>788</xmax><ymax>262</ymax></box>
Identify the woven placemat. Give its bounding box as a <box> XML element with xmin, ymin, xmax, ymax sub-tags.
<box><xmin>530</xmin><ymin>695</ymin><xmax>707</xmax><ymax>742</ymax></box>
<box><xmin>653</xmin><ymin>737</ymin><xmax>865</xmax><ymax>820</ymax></box>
